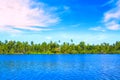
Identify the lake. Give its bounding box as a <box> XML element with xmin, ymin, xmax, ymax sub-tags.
<box><xmin>0</xmin><ymin>54</ymin><xmax>120</xmax><ymax>80</ymax></box>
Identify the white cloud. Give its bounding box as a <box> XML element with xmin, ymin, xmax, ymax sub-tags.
<box><xmin>0</xmin><ymin>0</ymin><xmax>59</xmax><ymax>33</ymax></box>
<box><xmin>89</xmin><ymin>26</ymin><xmax>106</xmax><ymax>32</ymax></box>
<box><xmin>106</xmin><ymin>21</ymin><xmax>120</xmax><ymax>30</ymax></box>
<box><xmin>45</xmin><ymin>36</ymin><xmax>52</xmax><ymax>40</ymax></box>
<box><xmin>63</xmin><ymin>6</ymin><xmax>70</xmax><ymax>11</ymax></box>
<box><xmin>90</xmin><ymin>0</ymin><xmax>120</xmax><ymax>31</ymax></box>
<box><xmin>103</xmin><ymin>0</ymin><xmax>120</xmax><ymax>30</ymax></box>
<box><xmin>102</xmin><ymin>0</ymin><xmax>114</xmax><ymax>7</ymax></box>
<box><xmin>0</xmin><ymin>26</ymin><xmax>21</xmax><ymax>33</ymax></box>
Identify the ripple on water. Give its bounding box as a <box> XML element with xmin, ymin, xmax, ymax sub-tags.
<box><xmin>0</xmin><ymin>54</ymin><xmax>120</xmax><ymax>80</ymax></box>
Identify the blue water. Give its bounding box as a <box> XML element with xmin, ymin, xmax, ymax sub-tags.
<box><xmin>0</xmin><ymin>54</ymin><xmax>120</xmax><ymax>80</ymax></box>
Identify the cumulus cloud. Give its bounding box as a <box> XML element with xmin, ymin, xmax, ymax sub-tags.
<box><xmin>0</xmin><ymin>0</ymin><xmax>59</xmax><ymax>33</ymax></box>
<box><xmin>90</xmin><ymin>0</ymin><xmax>120</xmax><ymax>31</ymax></box>
<box><xmin>89</xmin><ymin>26</ymin><xmax>106</xmax><ymax>32</ymax></box>
<box><xmin>104</xmin><ymin>0</ymin><xmax>120</xmax><ymax>30</ymax></box>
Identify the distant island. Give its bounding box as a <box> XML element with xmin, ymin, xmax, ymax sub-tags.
<box><xmin>0</xmin><ymin>40</ymin><xmax>120</xmax><ymax>54</ymax></box>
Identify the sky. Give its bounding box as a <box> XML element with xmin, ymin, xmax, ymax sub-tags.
<box><xmin>0</xmin><ymin>0</ymin><xmax>120</xmax><ymax>44</ymax></box>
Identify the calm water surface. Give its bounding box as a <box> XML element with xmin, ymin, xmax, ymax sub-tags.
<box><xmin>0</xmin><ymin>54</ymin><xmax>120</xmax><ymax>80</ymax></box>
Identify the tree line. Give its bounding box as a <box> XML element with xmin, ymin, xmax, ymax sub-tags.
<box><xmin>0</xmin><ymin>40</ymin><xmax>120</xmax><ymax>54</ymax></box>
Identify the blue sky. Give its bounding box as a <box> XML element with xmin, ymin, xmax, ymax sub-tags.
<box><xmin>0</xmin><ymin>0</ymin><xmax>120</xmax><ymax>44</ymax></box>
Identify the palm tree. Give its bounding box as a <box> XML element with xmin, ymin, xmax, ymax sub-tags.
<box><xmin>71</xmin><ymin>39</ymin><xmax>73</xmax><ymax>43</ymax></box>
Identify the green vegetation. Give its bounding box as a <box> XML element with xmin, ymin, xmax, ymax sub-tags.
<box><xmin>0</xmin><ymin>40</ymin><xmax>120</xmax><ymax>54</ymax></box>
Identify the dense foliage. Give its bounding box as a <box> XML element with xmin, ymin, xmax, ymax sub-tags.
<box><xmin>0</xmin><ymin>40</ymin><xmax>120</xmax><ymax>54</ymax></box>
